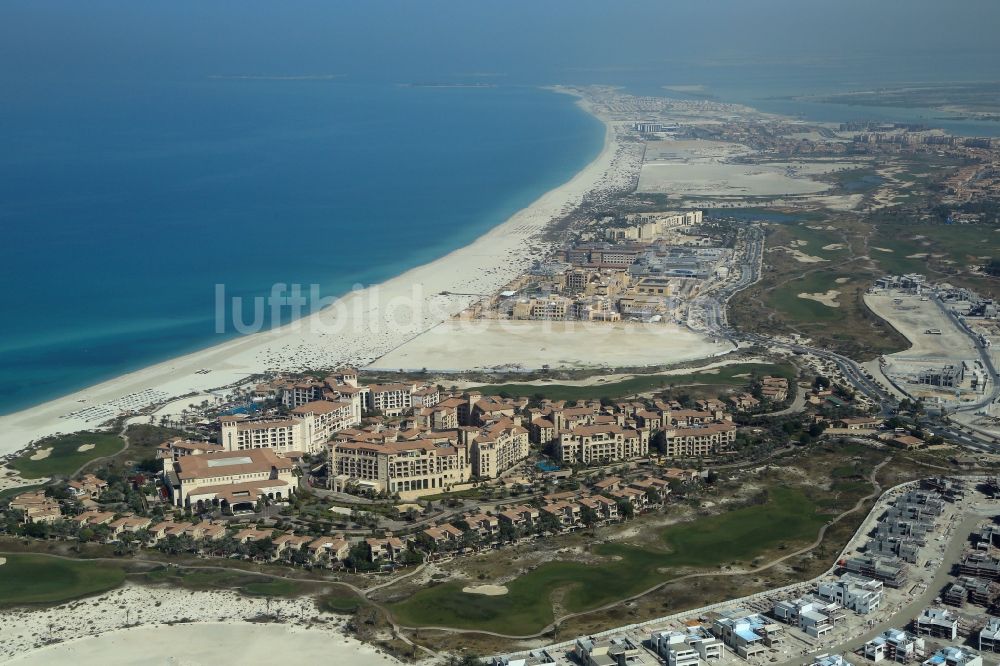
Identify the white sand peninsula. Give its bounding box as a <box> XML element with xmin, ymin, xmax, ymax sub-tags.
<box><xmin>0</xmin><ymin>86</ymin><xmax>645</xmax><ymax>459</ymax></box>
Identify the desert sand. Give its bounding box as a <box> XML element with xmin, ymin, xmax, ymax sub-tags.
<box><xmin>865</xmin><ymin>292</ymin><xmax>977</xmax><ymax>359</ymax></box>
<box><xmin>638</xmin><ymin>161</ymin><xmax>832</xmax><ymax>196</ymax></box>
<box><xmin>0</xmin><ymin>582</ymin><xmax>397</xmax><ymax>664</ymax></box>
<box><xmin>0</xmin><ymin>87</ymin><xmax>648</xmax><ymax>461</ymax></box>
<box><xmin>370</xmin><ymin>320</ymin><xmax>730</xmax><ymax>372</ymax></box>
<box><xmin>7</xmin><ymin>623</ymin><xmax>400</xmax><ymax>666</ymax></box>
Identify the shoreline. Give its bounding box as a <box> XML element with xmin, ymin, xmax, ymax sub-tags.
<box><xmin>0</xmin><ymin>86</ymin><xmax>632</xmax><ymax>461</ymax></box>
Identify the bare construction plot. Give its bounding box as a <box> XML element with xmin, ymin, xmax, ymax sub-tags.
<box><xmin>637</xmin><ymin>139</ymin><xmax>859</xmax><ymax>197</ymax></box>
<box><xmin>866</xmin><ymin>290</ymin><xmax>984</xmax><ymax>402</ymax></box>
<box><xmin>368</xmin><ymin>319</ymin><xmax>732</xmax><ymax>371</ymax></box>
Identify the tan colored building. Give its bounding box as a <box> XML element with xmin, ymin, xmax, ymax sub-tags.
<box><xmin>512</xmin><ymin>296</ymin><xmax>571</xmax><ymax>320</ymax></box>
<box><xmin>68</xmin><ymin>473</ymin><xmax>109</xmax><ymax>499</ymax></box>
<box><xmin>157</xmin><ymin>438</ymin><xmax>225</xmax><ymax>461</ymax></box>
<box><xmin>290</xmin><ymin>399</ymin><xmax>358</xmax><ymax>449</ymax></box>
<box><xmin>761</xmin><ymin>376</ymin><xmax>789</xmax><ymax>402</ymax></box>
<box><xmin>164</xmin><ymin>448</ymin><xmax>297</xmax><ymax>512</ymax></box>
<box><xmin>470</xmin><ymin>422</ymin><xmax>530</xmax><ymax>479</ymax></box>
<box><xmin>9</xmin><ymin>490</ymin><xmax>62</xmax><ymax>524</ymax></box>
<box><xmin>367</xmin><ymin>536</ymin><xmax>407</xmax><ymax>562</ymax></box>
<box><xmin>556</xmin><ymin>424</ymin><xmax>649</xmax><ymax>464</ymax></box>
<box><xmin>330</xmin><ymin>438</ymin><xmax>470</xmax><ymax>496</ymax></box>
<box><xmin>662</xmin><ymin>423</ymin><xmax>736</xmax><ymax>457</ymax></box>
<box><xmin>308</xmin><ymin>535</ymin><xmax>350</xmax><ymax>562</ymax></box>
<box><xmin>108</xmin><ymin>516</ymin><xmax>153</xmax><ymax>537</ymax></box>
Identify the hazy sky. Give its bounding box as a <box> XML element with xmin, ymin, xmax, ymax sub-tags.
<box><xmin>2</xmin><ymin>1</ymin><xmax>998</xmax><ymax>91</ymax></box>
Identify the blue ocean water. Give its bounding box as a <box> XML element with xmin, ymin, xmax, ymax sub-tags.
<box><xmin>3</xmin><ymin>0</ymin><xmax>999</xmax><ymax>415</ymax></box>
<box><xmin>0</xmin><ymin>82</ymin><xmax>603</xmax><ymax>414</ymax></box>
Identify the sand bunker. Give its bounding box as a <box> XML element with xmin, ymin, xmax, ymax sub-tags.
<box><xmin>822</xmin><ymin>243</ymin><xmax>845</xmax><ymax>251</ymax></box>
<box><xmin>871</xmin><ymin>247</ymin><xmax>894</xmax><ymax>253</ymax></box>
<box><xmin>0</xmin><ymin>557</ymin><xmax>6</xmax><ymax>566</ymax></box>
<box><xmin>77</xmin><ymin>443</ymin><xmax>95</xmax><ymax>452</ymax></box>
<box><xmin>778</xmin><ymin>247</ymin><xmax>827</xmax><ymax>263</ymax></box>
<box><xmin>835</xmin><ymin>277</ymin><xmax>851</xmax><ymax>284</ymax></box>
<box><xmin>29</xmin><ymin>448</ymin><xmax>53</xmax><ymax>461</ymax></box>
<box><xmin>798</xmin><ymin>290</ymin><xmax>841</xmax><ymax>307</ymax></box>
<box><xmin>463</xmin><ymin>584</ymin><xmax>509</xmax><ymax>596</ymax></box>
<box><xmin>907</xmin><ymin>253</ymin><xmax>928</xmax><ymax>259</ymax></box>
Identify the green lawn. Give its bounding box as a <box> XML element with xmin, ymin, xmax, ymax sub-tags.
<box><xmin>137</xmin><ymin>566</ymin><xmax>307</xmax><ymax>597</ymax></box>
<box><xmin>240</xmin><ymin>579</ymin><xmax>307</xmax><ymax>597</ymax></box>
<box><xmin>0</xmin><ymin>554</ymin><xmax>125</xmax><ymax>606</ymax></box>
<box><xmin>871</xmin><ymin>223</ymin><xmax>1000</xmax><ymax>277</ymax></box>
<box><xmin>123</xmin><ymin>424</ymin><xmax>189</xmax><ymax>457</ymax></box>
<box><xmin>389</xmin><ymin>486</ymin><xmax>827</xmax><ymax>634</ymax></box>
<box><xmin>781</xmin><ymin>224</ymin><xmax>851</xmax><ymax>261</ymax></box>
<box><xmin>469</xmin><ymin>363</ymin><xmax>795</xmax><ymax>401</ymax></box>
<box><xmin>317</xmin><ymin>590</ymin><xmax>365</xmax><ymax>614</ymax></box>
<box><xmin>768</xmin><ymin>271</ymin><xmax>846</xmax><ymax>322</ymax></box>
<box><xmin>11</xmin><ymin>431</ymin><xmax>124</xmax><ymax>478</ymax></box>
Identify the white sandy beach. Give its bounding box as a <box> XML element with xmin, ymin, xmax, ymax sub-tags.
<box><xmin>0</xmin><ymin>87</ymin><xmax>646</xmax><ymax>462</ymax></box>
<box><xmin>0</xmin><ymin>582</ymin><xmax>401</xmax><ymax>664</ymax></box>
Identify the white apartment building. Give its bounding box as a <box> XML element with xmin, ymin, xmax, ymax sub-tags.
<box><xmin>772</xmin><ymin>596</ymin><xmax>845</xmax><ymax>638</ymax></box>
<box><xmin>219</xmin><ymin>415</ymin><xmax>312</xmax><ymax>454</ymax></box>
<box><xmin>290</xmin><ymin>399</ymin><xmax>359</xmax><ymax>449</ymax></box>
<box><xmin>651</xmin><ymin>630</ymin><xmax>724</xmax><ymax>666</ymax></box>
<box><xmin>366</xmin><ymin>383</ymin><xmax>415</xmax><ymax>416</ymax></box>
<box><xmin>914</xmin><ymin>607</ymin><xmax>959</xmax><ymax>640</ymax></box>
<box><xmin>922</xmin><ymin>647</ymin><xmax>982</xmax><ymax>666</ymax></box>
<box><xmin>277</xmin><ymin>379</ymin><xmax>326</xmax><ymax>408</ymax></box>
<box><xmin>817</xmin><ymin>574</ymin><xmax>883</xmax><ymax>614</ymax></box>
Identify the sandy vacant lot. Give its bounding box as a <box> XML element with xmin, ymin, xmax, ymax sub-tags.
<box><xmin>369</xmin><ymin>320</ymin><xmax>731</xmax><ymax>371</ymax></box>
<box><xmin>9</xmin><ymin>623</ymin><xmax>399</xmax><ymax>666</ymax></box>
<box><xmin>865</xmin><ymin>292</ymin><xmax>977</xmax><ymax>360</ymax></box>
<box><xmin>639</xmin><ymin>162</ymin><xmax>832</xmax><ymax>197</ymax></box>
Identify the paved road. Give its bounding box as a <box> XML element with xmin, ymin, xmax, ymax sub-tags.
<box><xmin>934</xmin><ymin>294</ymin><xmax>1000</xmax><ymax>414</ymax></box>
